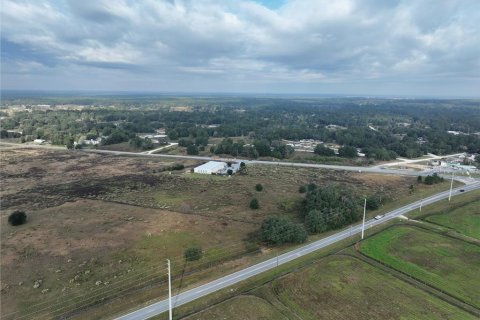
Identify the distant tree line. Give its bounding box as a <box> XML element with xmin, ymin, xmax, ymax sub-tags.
<box><xmin>2</xmin><ymin>98</ymin><xmax>479</xmax><ymax>158</ymax></box>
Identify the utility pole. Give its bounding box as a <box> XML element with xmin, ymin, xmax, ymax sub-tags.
<box><xmin>448</xmin><ymin>172</ymin><xmax>454</xmax><ymax>202</ymax></box>
<box><xmin>361</xmin><ymin>198</ymin><xmax>366</xmax><ymax>240</ymax></box>
<box><xmin>167</xmin><ymin>259</ymin><xmax>172</xmax><ymax>320</ymax></box>
<box><xmin>419</xmin><ymin>198</ymin><xmax>423</xmax><ymax>212</ymax></box>
<box><xmin>276</xmin><ymin>255</ymin><xmax>279</xmax><ymax>267</ymax></box>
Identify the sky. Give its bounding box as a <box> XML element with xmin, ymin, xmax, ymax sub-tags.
<box><xmin>1</xmin><ymin>0</ymin><xmax>479</xmax><ymax>97</ymax></box>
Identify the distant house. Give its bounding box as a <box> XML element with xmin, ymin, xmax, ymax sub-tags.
<box><xmin>194</xmin><ymin>161</ymin><xmax>228</xmax><ymax>175</ymax></box>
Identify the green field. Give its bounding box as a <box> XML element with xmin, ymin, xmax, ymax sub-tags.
<box><xmin>360</xmin><ymin>226</ymin><xmax>480</xmax><ymax>308</ymax></box>
<box><xmin>183</xmin><ymin>295</ymin><xmax>286</xmax><ymax>320</ymax></box>
<box><xmin>425</xmin><ymin>200</ymin><xmax>480</xmax><ymax>239</ymax></box>
<box><xmin>185</xmin><ymin>255</ymin><xmax>475</xmax><ymax>320</ymax></box>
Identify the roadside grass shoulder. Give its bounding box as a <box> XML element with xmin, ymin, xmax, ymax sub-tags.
<box><xmin>424</xmin><ymin>200</ymin><xmax>480</xmax><ymax>239</ymax></box>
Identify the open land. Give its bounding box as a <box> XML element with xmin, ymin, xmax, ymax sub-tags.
<box><xmin>183</xmin><ymin>255</ymin><xmax>475</xmax><ymax>320</ymax></box>
<box><xmin>0</xmin><ymin>147</ymin><xmax>469</xmax><ymax>319</ymax></box>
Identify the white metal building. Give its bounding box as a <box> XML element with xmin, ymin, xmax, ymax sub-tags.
<box><xmin>193</xmin><ymin>161</ymin><xmax>227</xmax><ymax>174</ymax></box>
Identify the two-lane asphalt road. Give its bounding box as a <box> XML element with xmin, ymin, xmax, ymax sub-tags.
<box><xmin>0</xmin><ymin>141</ymin><xmax>453</xmax><ymax>178</ymax></box>
<box><xmin>114</xmin><ymin>181</ymin><xmax>480</xmax><ymax>320</ymax></box>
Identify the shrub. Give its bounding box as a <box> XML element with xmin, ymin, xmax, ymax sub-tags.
<box><xmin>227</xmin><ymin>169</ymin><xmax>233</xmax><ymax>175</ymax></box>
<box><xmin>249</xmin><ymin>198</ymin><xmax>259</xmax><ymax>209</ymax></box>
<box><xmin>298</xmin><ymin>185</ymin><xmax>307</xmax><ymax>193</ymax></box>
<box><xmin>424</xmin><ymin>173</ymin><xmax>444</xmax><ymax>185</ymax></box>
<box><xmin>307</xmin><ymin>183</ymin><xmax>317</xmax><ymax>191</ymax></box>
<box><xmin>184</xmin><ymin>246</ymin><xmax>202</xmax><ymax>261</ymax></box>
<box><xmin>255</xmin><ymin>184</ymin><xmax>263</xmax><ymax>192</ymax></box>
<box><xmin>417</xmin><ymin>175</ymin><xmax>423</xmax><ymax>183</ymax></box>
<box><xmin>8</xmin><ymin>210</ymin><xmax>27</xmax><ymax>226</ymax></box>
<box><xmin>171</xmin><ymin>163</ymin><xmax>184</xmax><ymax>171</ymax></box>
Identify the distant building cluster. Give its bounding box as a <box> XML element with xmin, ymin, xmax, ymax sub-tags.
<box><xmin>447</xmin><ymin>130</ymin><xmax>480</xmax><ymax>137</ymax></box>
<box><xmin>139</xmin><ymin>129</ymin><xmax>167</xmax><ymax>144</ymax></box>
<box><xmin>429</xmin><ymin>154</ymin><xmax>479</xmax><ymax>173</ymax></box>
<box><xmin>283</xmin><ymin>139</ymin><xmax>323</xmax><ymax>153</ymax></box>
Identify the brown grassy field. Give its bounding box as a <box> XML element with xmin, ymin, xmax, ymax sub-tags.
<box><xmin>0</xmin><ymin>147</ymin><xmax>455</xmax><ymax>319</ymax></box>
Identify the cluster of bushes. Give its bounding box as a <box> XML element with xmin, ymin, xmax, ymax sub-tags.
<box><xmin>153</xmin><ymin>163</ymin><xmax>185</xmax><ymax>173</ymax></box>
<box><xmin>179</xmin><ymin>137</ymin><xmax>208</xmax><ymax>155</ymax></box>
<box><xmin>314</xmin><ymin>145</ymin><xmax>397</xmax><ymax>161</ymax></box>
<box><xmin>260</xmin><ymin>216</ymin><xmax>307</xmax><ymax>245</ymax></box>
<box><xmin>314</xmin><ymin>144</ymin><xmax>358</xmax><ymax>158</ymax></box>
<box><xmin>129</xmin><ymin>136</ymin><xmax>154</xmax><ymax>150</ymax></box>
<box><xmin>314</xmin><ymin>144</ymin><xmax>335</xmax><ymax>156</ymax></box>
<box><xmin>260</xmin><ymin>184</ymin><xmax>368</xmax><ymax>246</ymax></box>
<box><xmin>418</xmin><ymin>173</ymin><xmax>444</xmax><ymax>185</ymax></box>
<box><xmin>102</xmin><ymin>129</ymin><xmax>134</xmax><ymax>145</ymax></box>
<box><xmin>363</xmin><ymin>147</ymin><xmax>398</xmax><ymax>161</ymax></box>
<box><xmin>0</xmin><ymin>129</ymin><xmax>21</xmax><ymax>139</ymax></box>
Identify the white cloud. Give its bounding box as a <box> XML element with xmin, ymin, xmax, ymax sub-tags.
<box><xmin>1</xmin><ymin>0</ymin><xmax>479</xmax><ymax>96</ymax></box>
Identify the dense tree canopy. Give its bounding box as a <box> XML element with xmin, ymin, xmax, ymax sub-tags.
<box><xmin>303</xmin><ymin>184</ymin><xmax>361</xmax><ymax>232</ymax></box>
<box><xmin>260</xmin><ymin>216</ymin><xmax>307</xmax><ymax>245</ymax></box>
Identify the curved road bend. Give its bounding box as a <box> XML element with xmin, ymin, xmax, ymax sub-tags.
<box><xmin>114</xmin><ymin>181</ymin><xmax>480</xmax><ymax>320</ymax></box>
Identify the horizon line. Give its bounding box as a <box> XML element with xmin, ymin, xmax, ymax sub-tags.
<box><xmin>1</xmin><ymin>89</ymin><xmax>480</xmax><ymax>100</ymax></box>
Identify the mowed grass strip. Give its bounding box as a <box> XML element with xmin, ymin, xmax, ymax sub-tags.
<box><xmin>185</xmin><ymin>255</ymin><xmax>474</xmax><ymax>320</ymax></box>
<box><xmin>425</xmin><ymin>200</ymin><xmax>480</xmax><ymax>239</ymax></box>
<box><xmin>360</xmin><ymin>226</ymin><xmax>480</xmax><ymax>308</ymax></box>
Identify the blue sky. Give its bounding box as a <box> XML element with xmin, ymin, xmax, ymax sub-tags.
<box><xmin>1</xmin><ymin>0</ymin><xmax>479</xmax><ymax>97</ymax></box>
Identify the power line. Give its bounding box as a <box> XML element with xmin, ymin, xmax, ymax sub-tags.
<box><xmin>7</xmin><ymin>207</ymin><xmax>380</xmax><ymax>319</ymax></box>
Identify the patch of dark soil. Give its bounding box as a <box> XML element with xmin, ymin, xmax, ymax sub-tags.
<box><xmin>0</xmin><ymin>173</ymin><xmax>186</xmax><ymax>210</ymax></box>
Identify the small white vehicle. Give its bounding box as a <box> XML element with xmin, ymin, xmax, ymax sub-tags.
<box><xmin>374</xmin><ymin>215</ymin><xmax>384</xmax><ymax>220</ymax></box>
